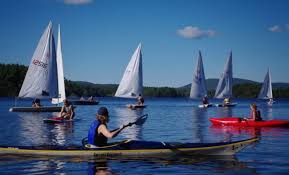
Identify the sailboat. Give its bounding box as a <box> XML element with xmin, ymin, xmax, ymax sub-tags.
<box><xmin>258</xmin><ymin>69</ymin><xmax>274</xmax><ymax>105</ymax></box>
<box><xmin>115</xmin><ymin>43</ymin><xmax>145</xmax><ymax>109</ymax></box>
<box><xmin>9</xmin><ymin>22</ymin><xmax>62</xmax><ymax>112</ymax></box>
<box><xmin>189</xmin><ymin>51</ymin><xmax>212</xmax><ymax>108</ymax></box>
<box><xmin>52</xmin><ymin>25</ymin><xmax>66</xmax><ymax>105</ymax></box>
<box><xmin>53</xmin><ymin>26</ymin><xmax>98</xmax><ymax>106</ymax></box>
<box><xmin>214</xmin><ymin>51</ymin><xmax>237</xmax><ymax>107</ymax></box>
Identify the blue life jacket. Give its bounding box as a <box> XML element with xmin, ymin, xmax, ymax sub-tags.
<box><xmin>87</xmin><ymin>120</ymin><xmax>101</xmax><ymax>145</ymax></box>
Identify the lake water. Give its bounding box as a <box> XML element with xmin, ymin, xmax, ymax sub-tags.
<box><xmin>1</xmin><ymin>97</ymin><xmax>289</xmax><ymax>174</ymax></box>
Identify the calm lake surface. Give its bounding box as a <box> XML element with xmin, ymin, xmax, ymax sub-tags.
<box><xmin>1</xmin><ymin>97</ymin><xmax>289</xmax><ymax>174</ymax></box>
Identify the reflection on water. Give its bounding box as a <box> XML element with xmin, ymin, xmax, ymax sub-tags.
<box><xmin>112</xmin><ymin>107</ymin><xmax>144</xmax><ymax>140</ymax></box>
<box><xmin>262</xmin><ymin>106</ymin><xmax>273</xmax><ymax>120</ymax></box>
<box><xmin>190</xmin><ymin>107</ymin><xmax>207</xmax><ymax>143</ymax></box>
<box><xmin>0</xmin><ymin>155</ymin><xmax>256</xmax><ymax>175</ymax></box>
<box><xmin>88</xmin><ymin>161</ymin><xmax>112</xmax><ymax>175</ymax></box>
<box><xmin>49</xmin><ymin>122</ymin><xmax>74</xmax><ymax>145</ymax></box>
<box><xmin>17</xmin><ymin>112</ymin><xmax>50</xmax><ymax>145</ymax></box>
<box><xmin>17</xmin><ymin>112</ymin><xmax>74</xmax><ymax>146</ymax></box>
<box><xmin>86</xmin><ymin>155</ymin><xmax>256</xmax><ymax>175</ymax></box>
<box><xmin>215</xmin><ymin>107</ymin><xmax>233</xmax><ymax>118</ymax></box>
<box><xmin>209</xmin><ymin>125</ymin><xmax>262</xmax><ymax>142</ymax></box>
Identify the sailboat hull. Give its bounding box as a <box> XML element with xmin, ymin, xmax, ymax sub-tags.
<box><xmin>9</xmin><ymin>106</ymin><xmax>62</xmax><ymax>112</ymax></box>
<box><xmin>215</xmin><ymin>103</ymin><xmax>237</xmax><ymax>107</ymax></box>
<box><xmin>70</xmin><ymin>100</ymin><xmax>99</xmax><ymax>105</ymax></box>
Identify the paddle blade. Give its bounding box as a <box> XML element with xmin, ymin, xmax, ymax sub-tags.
<box><xmin>134</xmin><ymin>114</ymin><xmax>148</xmax><ymax>125</ymax></box>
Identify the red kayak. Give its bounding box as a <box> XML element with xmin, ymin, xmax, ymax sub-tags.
<box><xmin>209</xmin><ymin>117</ymin><xmax>289</xmax><ymax>127</ymax></box>
<box><xmin>43</xmin><ymin>116</ymin><xmax>73</xmax><ymax>124</ymax></box>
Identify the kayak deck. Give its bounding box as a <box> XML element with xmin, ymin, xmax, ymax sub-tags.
<box><xmin>0</xmin><ymin>137</ymin><xmax>258</xmax><ymax>157</ymax></box>
<box><xmin>210</xmin><ymin>117</ymin><xmax>289</xmax><ymax>127</ymax></box>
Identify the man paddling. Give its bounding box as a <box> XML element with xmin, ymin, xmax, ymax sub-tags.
<box><xmin>87</xmin><ymin>107</ymin><xmax>132</xmax><ymax>147</ymax></box>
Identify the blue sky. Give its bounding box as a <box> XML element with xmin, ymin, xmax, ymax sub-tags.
<box><xmin>0</xmin><ymin>0</ymin><xmax>289</xmax><ymax>87</ymax></box>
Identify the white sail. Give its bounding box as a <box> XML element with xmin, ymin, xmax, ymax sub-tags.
<box><xmin>190</xmin><ymin>51</ymin><xmax>207</xmax><ymax>99</ymax></box>
<box><xmin>115</xmin><ymin>43</ymin><xmax>143</xmax><ymax>98</ymax></box>
<box><xmin>52</xmin><ymin>25</ymin><xmax>66</xmax><ymax>104</ymax></box>
<box><xmin>214</xmin><ymin>51</ymin><xmax>233</xmax><ymax>99</ymax></box>
<box><xmin>19</xmin><ymin>22</ymin><xmax>58</xmax><ymax>99</ymax></box>
<box><xmin>258</xmin><ymin>69</ymin><xmax>273</xmax><ymax>99</ymax></box>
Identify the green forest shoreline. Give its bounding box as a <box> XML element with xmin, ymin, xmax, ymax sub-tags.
<box><xmin>1</xmin><ymin>63</ymin><xmax>289</xmax><ymax>98</ymax></box>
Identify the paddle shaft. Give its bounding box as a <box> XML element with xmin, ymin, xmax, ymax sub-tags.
<box><xmin>111</xmin><ymin>114</ymin><xmax>148</xmax><ymax>132</ymax></box>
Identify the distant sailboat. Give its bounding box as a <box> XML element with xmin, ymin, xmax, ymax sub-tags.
<box><xmin>214</xmin><ymin>52</ymin><xmax>236</xmax><ymax>107</ymax></box>
<box><xmin>115</xmin><ymin>43</ymin><xmax>143</xmax><ymax>98</ymax></box>
<box><xmin>9</xmin><ymin>22</ymin><xmax>62</xmax><ymax>112</ymax></box>
<box><xmin>189</xmin><ymin>51</ymin><xmax>212</xmax><ymax>108</ymax></box>
<box><xmin>190</xmin><ymin>51</ymin><xmax>207</xmax><ymax>99</ymax></box>
<box><xmin>52</xmin><ymin>25</ymin><xmax>66</xmax><ymax>104</ymax></box>
<box><xmin>115</xmin><ymin>43</ymin><xmax>146</xmax><ymax>109</ymax></box>
<box><xmin>258</xmin><ymin>69</ymin><xmax>274</xmax><ymax>105</ymax></box>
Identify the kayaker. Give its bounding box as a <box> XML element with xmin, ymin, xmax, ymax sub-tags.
<box><xmin>246</xmin><ymin>103</ymin><xmax>262</xmax><ymax>121</ymax></box>
<box><xmin>87</xmin><ymin>107</ymin><xmax>131</xmax><ymax>147</ymax></box>
<box><xmin>59</xmin><ymin>99</ymin><xmax>74</xmax><ymax>120</ymax></box>
<box><xmin>137</xmin><ymin>94</ymin><xmax>144</xmax><ymax>105</ymax></box>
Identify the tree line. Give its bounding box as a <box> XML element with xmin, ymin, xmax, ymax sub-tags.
<box><xmin>1</xmin><ymin>63</ymin><xmax>289</xmax><ymax>98</ymax></box>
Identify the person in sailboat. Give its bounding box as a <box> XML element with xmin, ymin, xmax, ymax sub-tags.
<box><xmin>88</xmin><ymin>96</ymin><xmax>95</xmax><ymax>102</ymax></box>
<box><xmin>32</xmin><ymin>98</ymin><xmax>41</xmax><ymax>108</ymax></box>
<box><xmin>245</xmin><ymin>103</ymin><xmax>262</xmax><ymax>121</ymax></box>
<box><xmin>87</xmin><ymin>107</ymin><xmax>132</xmax><ymax>147</ymax></box>
<box><xmin>202</xmin><ymin>95</ymin><xmax>209</xmax><ymax>105</ymax></box>
<box><xmin>59</xmin><ymin>99</ymin><xmax>74</xmax><ymax>120</ymax></box>
<box><xmin>268</xmin><ymin>98</ymin><xmax>274</xmax><ymax>105</ymax></box>
<box><xmin>137</xmin><ymin>94</ymin><xmax>145</xmax><ymax>105</ymax></box>
<box><xmin>223</xmin><ymin>97</ymin><xmax>231</xmax><ymax>105</ymax></box>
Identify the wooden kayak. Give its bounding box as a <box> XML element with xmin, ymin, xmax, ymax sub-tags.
<box><xmin>210</xmin><ymin>117</ymin><xmax>289</xmax><ymax>127</ymax></box>
<box><xmin>0</xmin><ymin>137</ymin><xmax>258</xmax><ymax>157</ymax></box>
<box><xmin>9</xmin><ymin>106</ymin><xmax>63</xmax><ymax>112</ymax></box>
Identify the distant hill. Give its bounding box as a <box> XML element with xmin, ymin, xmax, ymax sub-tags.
<box><xmin>180</xmin><ymin>78</ymin><xmax>289</xmax><ymax>90</ymax></box>
<box><xmin>73</xmin><ymin>81</ymin><xmax>118</xmax><ymax>88</ymax></box>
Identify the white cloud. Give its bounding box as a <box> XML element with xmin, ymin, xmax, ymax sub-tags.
<box><xmin>177</xmin><ymin>26</ymin><xmax>216</xmax><ymax>39</ymax></box>
<box><xmin>63</xmin><ymin>0</ymin><xmax>93</xmax><ymax>5</ymax></box>
<box><xmin>268</xmin><ymin>25</ymin><xmax>282</xmax><ymax>32</ymax></box>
